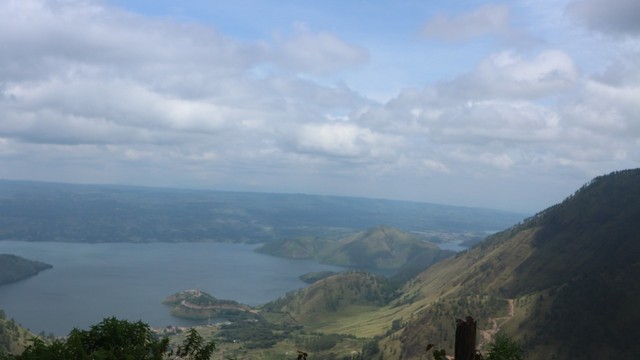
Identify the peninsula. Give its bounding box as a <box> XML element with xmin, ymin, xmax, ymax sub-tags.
<box><xmin>163</xmin><ymin>289</ymin><xmax>257</xmax><ymax>321</ymax></box>
<box><xmin>0</xmin><ymin>254</ymin><xmax>52</xmax><ymax>286</ymax></box>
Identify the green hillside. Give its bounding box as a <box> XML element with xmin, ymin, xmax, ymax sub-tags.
<box><xmin>259</xmin><ymin>226</ymin><xmax>454</xmax><ymax>276</ymax></box>
<box><xmin>0</xmin><ymin>311</ymin><xmax>35</xmax><ymax>355</ymax></box>
<box><xmin>256</xmin><ymin>236</ymin><xmax>330</xmax><ymax>259</ymax></box>
<box><xmin>376</xmin><ymin>169</ymin><xmax>640</xmax><ymax>359</ymax></box>
<box><xmin>0</xmin><ymin>255</ymin><xmax>52</xmax><ymax>286</ymax></box>
<box><xmin>266</xmin><ymin>169</ymin><xmax>640</xmax><ymax>360</ymax></box>
<box><xmin>5</xmin><ymin>170</ymin><xmax>639</xmax><ymax>360</ymax></box>
<box><xmin>163</xmin><ymin>290</ymin><xmax>256</xmax><ymax>321</ymax></box>
<box><xmin>319</xmin><ymin>226</ymin><xmax>452</xmax><ymax>271</ymax></box>
<box><xmin>263</xmin><ymin>271</ymin><xmax>395</xmax><ymax>327</ymax></box>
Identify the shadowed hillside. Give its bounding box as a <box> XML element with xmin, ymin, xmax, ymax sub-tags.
<box><xmin>391</xmin><ymin>169</ymin><xmax>640</xmax><ymax>359</ymax></box>
<box><xmin>274</xmin><ymin>169</ymin><xmax>640</xmax><ymax>360</ymax></box>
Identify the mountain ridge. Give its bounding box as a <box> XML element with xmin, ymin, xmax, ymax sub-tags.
<box><xmin>258</xmin><ymin>226</ymin><xmax>454</xmax><ymax>274</ymax></box>
<box><xmin>260</xmin><ymin>169</ymin><xmax>640</xmax><ymax>360</ymax></box>
<box><xmin>393</xmin><ymin>169</ymin><xmax>640</xmax><ymax>359</ymax></box>
<box><xmin>0</xmin><ymin>179</ymin><xmax>525</xmax><ymax>243</ymax></box>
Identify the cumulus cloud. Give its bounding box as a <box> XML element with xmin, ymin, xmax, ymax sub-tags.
<box><xmin>421</xmin><ymin>4</ymin><xmax>512</xmax><ymax>42</ymax></box>
<box><xmin>351</xmin><ymin>41</ymin><xmax>638</xmax><ymax>186</ymax></box>
<box><xmin>566</xmin><ymin>0</ymin><xmax>640</xmax><ymax>36</ymax></box>
<box><xmin>440</xmin><ymin>50</ymin><xmax>579</xmax><ymax>100</ymax></box>
<box><xmin>561</xmin><ymin>79</ymin><xmax>640</xmax><ymax>138</ymax></box>
<box><xmin>434</xmin><ymin>100</ymin><xmax>562</xmax><ymax>143</ymax></box>
<box><xmin>293</xmin><ymin>123</ymin><xmax>402</xmax><ymax>160</ymax></box>
<box><xmin>1</xmin><ymin>0</ymin><xmax>638</xmax><ymax>212</ymax></box>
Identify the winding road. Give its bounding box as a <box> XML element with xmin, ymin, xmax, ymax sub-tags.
<box><xmin>479</xmin><ymin>298</ymin><xmax>515</xmax><ymax>347</ymax></box>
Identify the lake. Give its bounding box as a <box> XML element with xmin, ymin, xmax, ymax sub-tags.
<box><xmin>0</xmin><ymin>241</ymin><xmax>344</xmax><ymax>335</ymax></box>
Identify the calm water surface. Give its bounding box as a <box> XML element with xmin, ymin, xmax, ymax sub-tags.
<box><xmin>0</xmin><ymin>241</ymin><xmax>343</xmax><ymax>335</ymax></box>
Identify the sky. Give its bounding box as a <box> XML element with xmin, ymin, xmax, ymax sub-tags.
<box><xmin>1</xmin><ymin>0</ymin><xmax>639</xmax><ymax>213</ymax></box>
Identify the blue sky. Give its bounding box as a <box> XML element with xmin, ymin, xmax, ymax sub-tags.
<box><xmin>1</xmin><ymin>0</ymin><xmax>639</xmax><ymax>212</ymax></box>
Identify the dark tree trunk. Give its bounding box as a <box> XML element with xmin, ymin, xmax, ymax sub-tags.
<box><xmin>455</xmin><ymin>316</ymin><xmax>477</xmax><ymax>360</ymax></box>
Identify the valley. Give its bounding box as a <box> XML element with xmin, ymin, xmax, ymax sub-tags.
<box><xmin>2</xmin><ymin>170</ymin><xmax>639</xmax><ymax>359</ymax></box>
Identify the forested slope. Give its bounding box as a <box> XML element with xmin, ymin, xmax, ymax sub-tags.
<box><xmin>0</xmin><ymin>255</ymin><xmax>51</xmax><ymax>286</ymax></box>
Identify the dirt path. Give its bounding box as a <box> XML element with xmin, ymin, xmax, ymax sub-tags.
<box><xmin>479</xmin><ymin>299</ymin><xmax>514</xmax><ymax>348</ymax></box>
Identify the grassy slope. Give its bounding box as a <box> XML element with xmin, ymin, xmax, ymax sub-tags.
<box><xmin>396</xmin><ymin>170</ymin><xmax>640</xmax><ymax>359</ymax></box>
<box><xmin>257</xmin><ymin>226</ymin><xmax>454</xmax><ymax>275</ymax></box>
<box><xmin>263</xmin><ymin>271</ymin><xmax>393</xmax><ymax>330</ymax></box>
<box><xmin>0</xmin><ymin>316</ymin><xmax>35</xmax><ymax>355</ymax></box>
<box><xmin>255</xmin><ymin>236</ymin><xmax>330</xmax><ymax>259</ymax></box>
<box><xmin>319</xmin><ymin>226</ymin><xmax>443</xmax><ymax>270</ymax></box>
<box><xmin>272</xmin><ymin>169</ymin><xmax>640</xmax><ymax>360</ymax></box>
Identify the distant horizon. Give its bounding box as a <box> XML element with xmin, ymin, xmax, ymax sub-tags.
<box><xmin>2</xmin><ymin>1</ymin><xmax>638</xmax><ymax>215</ymax></box>
<box><xmin>2</xmin><ymin>175</ymin><xmax>561</xmax><ymax>215</ymax></box>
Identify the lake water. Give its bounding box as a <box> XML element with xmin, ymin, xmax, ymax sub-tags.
<box><xmin>0</xmin><ymin>241</ymin><xmax>344</xmax><ymax>335</ymax></box>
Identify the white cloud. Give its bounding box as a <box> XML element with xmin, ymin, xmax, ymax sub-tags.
<box><xmin>441</xmin><ymin>50</ymin><xmax>579</xmax><ymax>100</ymax></box>
<box><xmin>422</xmin><ymin>159</ymin><xmax>450</xmax><ymax>174</ymax></box>
<box><xmin>293</xmin><ymin>123</ymin><xmax>402</xmax><ymax>159</ymax></box>
<box><xmin>421</xmin><ymin>4</ymin><xmax>512</xmax><ymax>42</ymax></box>
<box><xmin>434</xmin><ymin>100</ymin><xmax>562</xmax><ymax>144</ymax></box>
<box><xmin>0</xmin><ymin>0</ymin><xmax>638</xmax><ymax>212</ymax></box>
<box><xmin>269</xmin><ymin>25</ymin><xmax>369</xmax><ymax>74</ymax></box>
<box><xmin>561</xmin><ymin>79</ymin><xmax>640</xmax><ymax>138</ymax></box>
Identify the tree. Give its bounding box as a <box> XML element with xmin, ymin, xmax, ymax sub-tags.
<box><xmin>360</xmin><ymin>339</ymin><xmax>380</xmax><ymax>359</ymax></box>
<box><xmin>171</xmin><ymin>328</ymin><xmax>215</xmax><ymax>360</ymax></box>
<box><xmin>1</xmin><ymin>317</ymin><xmax>215</xmax><ymax>360</ymax></box>
<box><xmin>484</xmin><ymin>334</ymin><xmax>524</xmax><ymax>360</ymax></box>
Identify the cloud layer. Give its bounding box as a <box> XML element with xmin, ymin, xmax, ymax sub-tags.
<box><xmin>0</xmin><ymin>0</ymin><xmax>639</xmax><ymax>212</ymax></box>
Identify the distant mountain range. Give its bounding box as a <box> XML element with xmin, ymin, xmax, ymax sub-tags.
<box><xmin>0</xmin><ymin>180</ymin><xmax>525</xmax><ymax>243</ymax></box>
<box><xmin>262</xmin><ymin>169</ymin><xmax>640</xmax><ymax>359</ymax></box>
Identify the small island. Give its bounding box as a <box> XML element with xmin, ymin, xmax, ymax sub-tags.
<box><xmin>163</xmin><ymin>289</ymin><xmax>257</xmax><ymax>321</ymax></box>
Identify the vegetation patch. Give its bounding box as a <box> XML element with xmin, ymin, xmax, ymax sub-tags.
<box><xmin>163</xmin><ymin>290</ymin><xmax>257</xmax><ymax>321</ymax></box>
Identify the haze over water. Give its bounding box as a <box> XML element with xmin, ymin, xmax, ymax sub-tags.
<box><xmin>0</xmin><ymin>241</ymin><xmax>344</xmax><ymax>335</ymax></box>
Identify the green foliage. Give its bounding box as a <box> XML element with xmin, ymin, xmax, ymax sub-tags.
<box><xmin>299</xmin><ymin>271</ymin><xmax>337</xmax><ymax>284</ymax></box>
<box><xmin>256</xmin><ymin>237</ymin><xmax>330</xmax><ymax>260</ymax></box>
<box><xmin>433</xmin><ymin>349</ymin><xmax>447</xmax><ymax>360</ymax></box>
<box><xmin>297</xmin><ymin>333</ymin><xmax>342</xmax><ymax>352</ymax></box>
<box><xmin>172</xmin><ymin>328</ymin><xmax>215</xmax><ymax>360</ymax></box>
<box><xmin>218</xmin><ymin>318</ymin><xmax>292</xmax><ymax>349</ymax></box>
<box><xmin>425</xmin><ymin>344</ymin><xmax>448</xmax><ymax>360</ymax></box>
<box><xmin>0</xmin><ymin>317</ymin><xmax>216</xmax><ymax>360</ymax></box>
<box><xmin>319</xmin><ymin>226</ymin><xmax>451</xmax><ymax>272</ymax></box>
<box><xmin>485</xmin><ymin>334</ymin><xmax>524</xmax><ymax>360</ymax></box>
<box><xmin>506</xmin><ymin>169</ymin><xmax>640</xmax><ymax>295</ymax></box>
<box><xmin>360</xmin><ymin>339</ymin><xmax>380</xmax><ymax>359</ymax></box>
